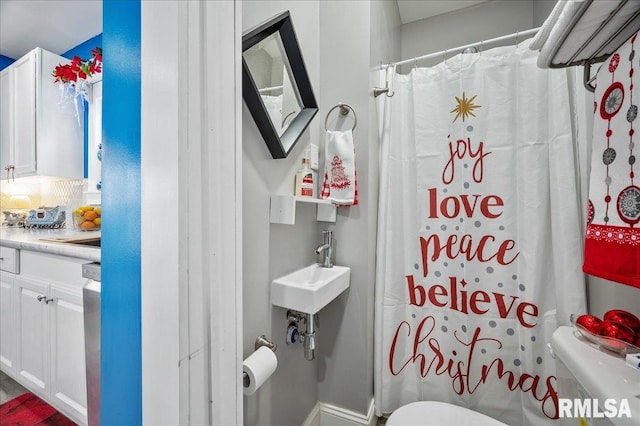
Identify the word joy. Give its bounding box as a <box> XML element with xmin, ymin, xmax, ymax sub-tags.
<box><xmin>442</xmin><ymin>137</ymin><xmax>491</xmax><ymax>184</ymax></box>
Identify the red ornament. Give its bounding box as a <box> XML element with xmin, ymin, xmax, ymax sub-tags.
<box><xmin>586</xmin><ymin>200</ymin><xmax>595</xmax><ymax>224</ymax></box>
<box><xmin>600</xmin><ymin>82</ymin><xmax>625</xmax><ymax>120</ymax></box>
<box><xmin>576</xmin><ymin>314</ymin><xmax>602</xmax><ymax>334</ymax></box>
<box><xmin>598</xmin><ymin>320</ymin><xmax>635</xmax><ymax>344</ymax></box>
<box><xmin>603</xmin><ymin>309</ymin><xmax>640</xmax><ymax>333</ymax></box>
<box><xmin>609</xmin><ymin>53</ymin><xmax>620</xmax><ymax>73</ymax></box>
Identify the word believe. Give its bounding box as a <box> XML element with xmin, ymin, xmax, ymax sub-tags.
<box><xmin>407</xmin><ymin>275</ymin><xmax>538</xmax><ymax>328</ymax></box>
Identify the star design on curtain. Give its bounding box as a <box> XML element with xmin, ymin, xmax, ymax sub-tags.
<box><xmin>451</xmin><ymin>92</ymin><xmax>481</xmax><ymax>122</ymax></box>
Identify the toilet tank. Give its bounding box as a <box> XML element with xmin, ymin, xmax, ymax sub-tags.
<box><xmin>551</xmin><ymin>326</ymin><xmax>640</xmax><ymax>426</ymax></box>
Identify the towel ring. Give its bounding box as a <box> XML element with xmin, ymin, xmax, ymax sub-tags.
<box><xmin>324</xmin><ymin>103</ymin><xmax>357</xmax><ymax>132</ymax></box>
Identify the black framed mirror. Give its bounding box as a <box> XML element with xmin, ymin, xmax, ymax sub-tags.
<box><xmin>242</xmin><ymin>11</ymin><xmax>318</xmax><ymax>159</ymax></box>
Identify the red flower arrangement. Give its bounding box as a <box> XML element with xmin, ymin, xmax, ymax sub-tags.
<box><xmin>52</xmin><ymin>47</ymin><xmax>102</xmax><ymax>84</ymax></box>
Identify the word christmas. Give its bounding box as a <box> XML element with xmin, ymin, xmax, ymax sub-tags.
<box><xmin>389</xmin><ymin>317</ymin><xmax>558</xmax><ymax>419</ymax></box>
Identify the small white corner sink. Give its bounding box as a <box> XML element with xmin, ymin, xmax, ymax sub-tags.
<box><xmin>271</xmin><ymin>264</ymin><xmax>350</xmax><ymax>314</ymax></box>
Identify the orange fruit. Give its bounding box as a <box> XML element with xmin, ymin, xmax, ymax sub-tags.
<box><xmin>80</xmin><ymin>220</ymin><xmax>96</xmax><ymax>230</ymax></box>
<box><xmin>84</xmin><ymin>210</ymin><xmax>98</xmax><ymax>221</ymax></box>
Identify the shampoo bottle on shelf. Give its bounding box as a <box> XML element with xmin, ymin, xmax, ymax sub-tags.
<box><xmin>294</xmin><ymin>149</ymin><xmax>316</xmax><ymax>197</ymax></box>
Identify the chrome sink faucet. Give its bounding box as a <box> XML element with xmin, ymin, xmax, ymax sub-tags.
<box><xmin>315</xmin><ymin>230</ymin><xmax>333</xmax><ymax>268</ymax></box>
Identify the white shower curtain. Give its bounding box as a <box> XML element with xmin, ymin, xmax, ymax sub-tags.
<box><xmin>374</xmin><ymin>42</ymin><xmax>587</xmax><ymax>425</ymax></box>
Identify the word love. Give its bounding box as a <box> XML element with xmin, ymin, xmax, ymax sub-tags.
<box><xmin>428</xmin><ymin>188</ymin><xmax>503</xmax><ymax>219</ymax></box>
<box><xmin>406</xmin><ymin>275</ymin><xmax>538</xmax><ymax>327</ymax></box>
<box><xmin>442</xmin><ymin>137</ymin><xmax>491</xmax><ymax>184</ymax></box>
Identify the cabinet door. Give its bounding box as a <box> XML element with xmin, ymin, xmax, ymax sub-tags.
<box><xmin>11</xmin><ymin>51</ymin><xmax>36</xmax><ymax>177</ymax></box>
<box><xmin>15</xmin><ymin>276</ymin><xmax>49</xmax><ymax>394</ymax></box>
<box><xmin>49</xmin><ymin>284</ymin><xmax>87</xmax><ymax>424</ymax></box>
<box><xmin>0</xmin><ymin>68</ymin><xmax>12</xmax><ymax>174</ymax></box>
<box><xmin>0</xmin><ymin>272</ymin><xmax>17</xmax><ymax>376</ymax></box>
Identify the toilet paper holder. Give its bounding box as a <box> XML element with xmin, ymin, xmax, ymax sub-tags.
<box><xmin>243</xmin><ymin>335</ymin><xmax>277</xmax><ymax>388</ymax></box>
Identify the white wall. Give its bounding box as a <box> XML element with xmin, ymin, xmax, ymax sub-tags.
<box><xmin>242</xmin><ymin>3</ymin><xmax>322</xmax><ymax>426</ymax></box>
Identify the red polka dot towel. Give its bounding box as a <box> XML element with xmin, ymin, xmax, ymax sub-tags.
<box><xmin>584</xmin><ymin>32</ymin><xmax>640</xmax><ymax>288</ymax></box>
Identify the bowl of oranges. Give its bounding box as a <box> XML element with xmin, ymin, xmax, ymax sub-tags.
<box><xmin>74</xmin><ymin>205</ymin><xmax>101</xmax><ymax>231</ymax></box>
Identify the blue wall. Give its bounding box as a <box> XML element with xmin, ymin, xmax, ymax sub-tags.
<box><xmin>62</xmin><ymin>34</ymin><xmax>103</xmax><ymax>60</ymax></box>
<box><xmin>102</xmin><ymin>1</ymin><xmax>141</xmax><ymax>424</ymax></box>
<box><xmin>0</xmin><ymin>54</ymin><xmax>15</xmax><ymax>71</ymax></box>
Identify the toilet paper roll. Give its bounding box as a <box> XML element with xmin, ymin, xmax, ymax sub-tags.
<box><xmin>243</xmin><ymin>346</ymin><xmax>278</xmax><ymax>396</ymax></box>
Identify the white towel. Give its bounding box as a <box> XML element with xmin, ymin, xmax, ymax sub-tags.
<box><xmin>321</xmin><ymin>129</ymin><xmax>358</xmax><ymax>206</ymax></box>
<box><xmin>529</xmin><ymin>0</ymin><xmax>568</xmax><ymax>51</ymax></box>
<box><xmin>532</xmin><ymin>0</ymin><xmax>640</xmax><ymax>69</ymax></box>
<box><xmin>533</xmin><ymin>0</ymin><xmax>586</xmax><ymax>68</ymax></box>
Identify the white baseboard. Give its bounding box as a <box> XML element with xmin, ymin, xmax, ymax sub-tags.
<box><xmin>302</xmin><ymin>399</ymin><xmax>376</xmax><ymax>426</ymax></box>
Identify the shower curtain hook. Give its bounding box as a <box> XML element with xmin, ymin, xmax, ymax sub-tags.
<box><xmin>414</xmin><ymin>57</ymin><xmax>418</xmax><ymax>70</ymax></box>
<box><xmin>480</xmin><ymin>40</ymin><xmax>483</xmax><ymax>55</ymax></box>
<box><xmin>443</xmin><ymin>49</ymin><xmax>448</xmax><ymax>64</ymax></box>
<box><xmin>515</xmin><ymin>31</ymin><xmax>520</xmax><ymax>47</ymax></box>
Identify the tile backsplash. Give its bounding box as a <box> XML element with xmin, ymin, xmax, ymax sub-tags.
<box><xmin>1</xmin><ymin>178</ymin><xmax>86</xmax><ymax>213</ymax></box>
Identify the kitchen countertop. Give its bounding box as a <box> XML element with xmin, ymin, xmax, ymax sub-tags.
<box><xmin>0</xmin><ymin>227</ymin><xmax>100</xmax><ymax>262</ymax></box>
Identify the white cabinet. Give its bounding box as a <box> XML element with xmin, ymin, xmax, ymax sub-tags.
<box><xmin>0</xmin><ymin>271</ymin><xmax>17</xmax><ymax>375</ymax></box>
<box><xmin>0</xmin><ymin>68</ymin><xmax>15</xmax><ymax>178</ymax></box>
<box><xmin>11</xmin><ymin>52</ymin><xmax>37</xmax><ymax>177</ymax></box>
<box><xmin>15</xmin><ymin>275</ymin><xmax>49</xmax><ymax>392</ymax></box>
<box><xmin>0</xmin><ymin>247</ymin><xmax>19</xmax><ymax>376</ymax></box>
<box><xmin>0</xmin><ymin>47</ymin><xmax>84</xmax><ymax>180</ymax></box>
<box><xmin>50</xmin><ymin>284</ymin><xmax>86</xmax><ymax>419</ymax></box>
<box><xmin>4</xmin><ymin>250</ymin><xmax>88</xmax><ymax>425</ymax></box>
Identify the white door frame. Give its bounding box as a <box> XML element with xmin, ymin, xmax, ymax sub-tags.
<box><xmin>141</xmin><ymin>1</ymin><xmax>242</xmax><ymax>425</ymax></box>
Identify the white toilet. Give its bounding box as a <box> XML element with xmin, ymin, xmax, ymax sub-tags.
<box><xmin>386</xmin><ymin>401</ymin><xmax>508</xmax><ymax>426</ymax></box>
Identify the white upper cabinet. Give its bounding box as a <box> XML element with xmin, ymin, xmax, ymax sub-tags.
<box><xmin>0</xmin><ymin>48</ymin><xmax>84</xmax><ymax>180</ymax></box>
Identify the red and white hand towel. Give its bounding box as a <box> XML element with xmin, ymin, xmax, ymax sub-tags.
<box><xmin>321</xmin><ymin>129</ymin><xmax>358</xmax><ymax>206</ymax></box>
<box><xmin>583</xmin><ymin>32</ymin><xmax>640</xmax><ymax>288</ymax></box>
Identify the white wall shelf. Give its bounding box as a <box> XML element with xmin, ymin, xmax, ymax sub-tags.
<box><xmin>270</xmin><ymin>195</ymin><xmax>337</xmax><ymax>224</ymax></box>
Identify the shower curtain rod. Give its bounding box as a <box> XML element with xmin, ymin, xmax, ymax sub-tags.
<box><xmin>388</xmin><ymin>27</ymin><xmax>541</xmax><ymax>67</ymax></box>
